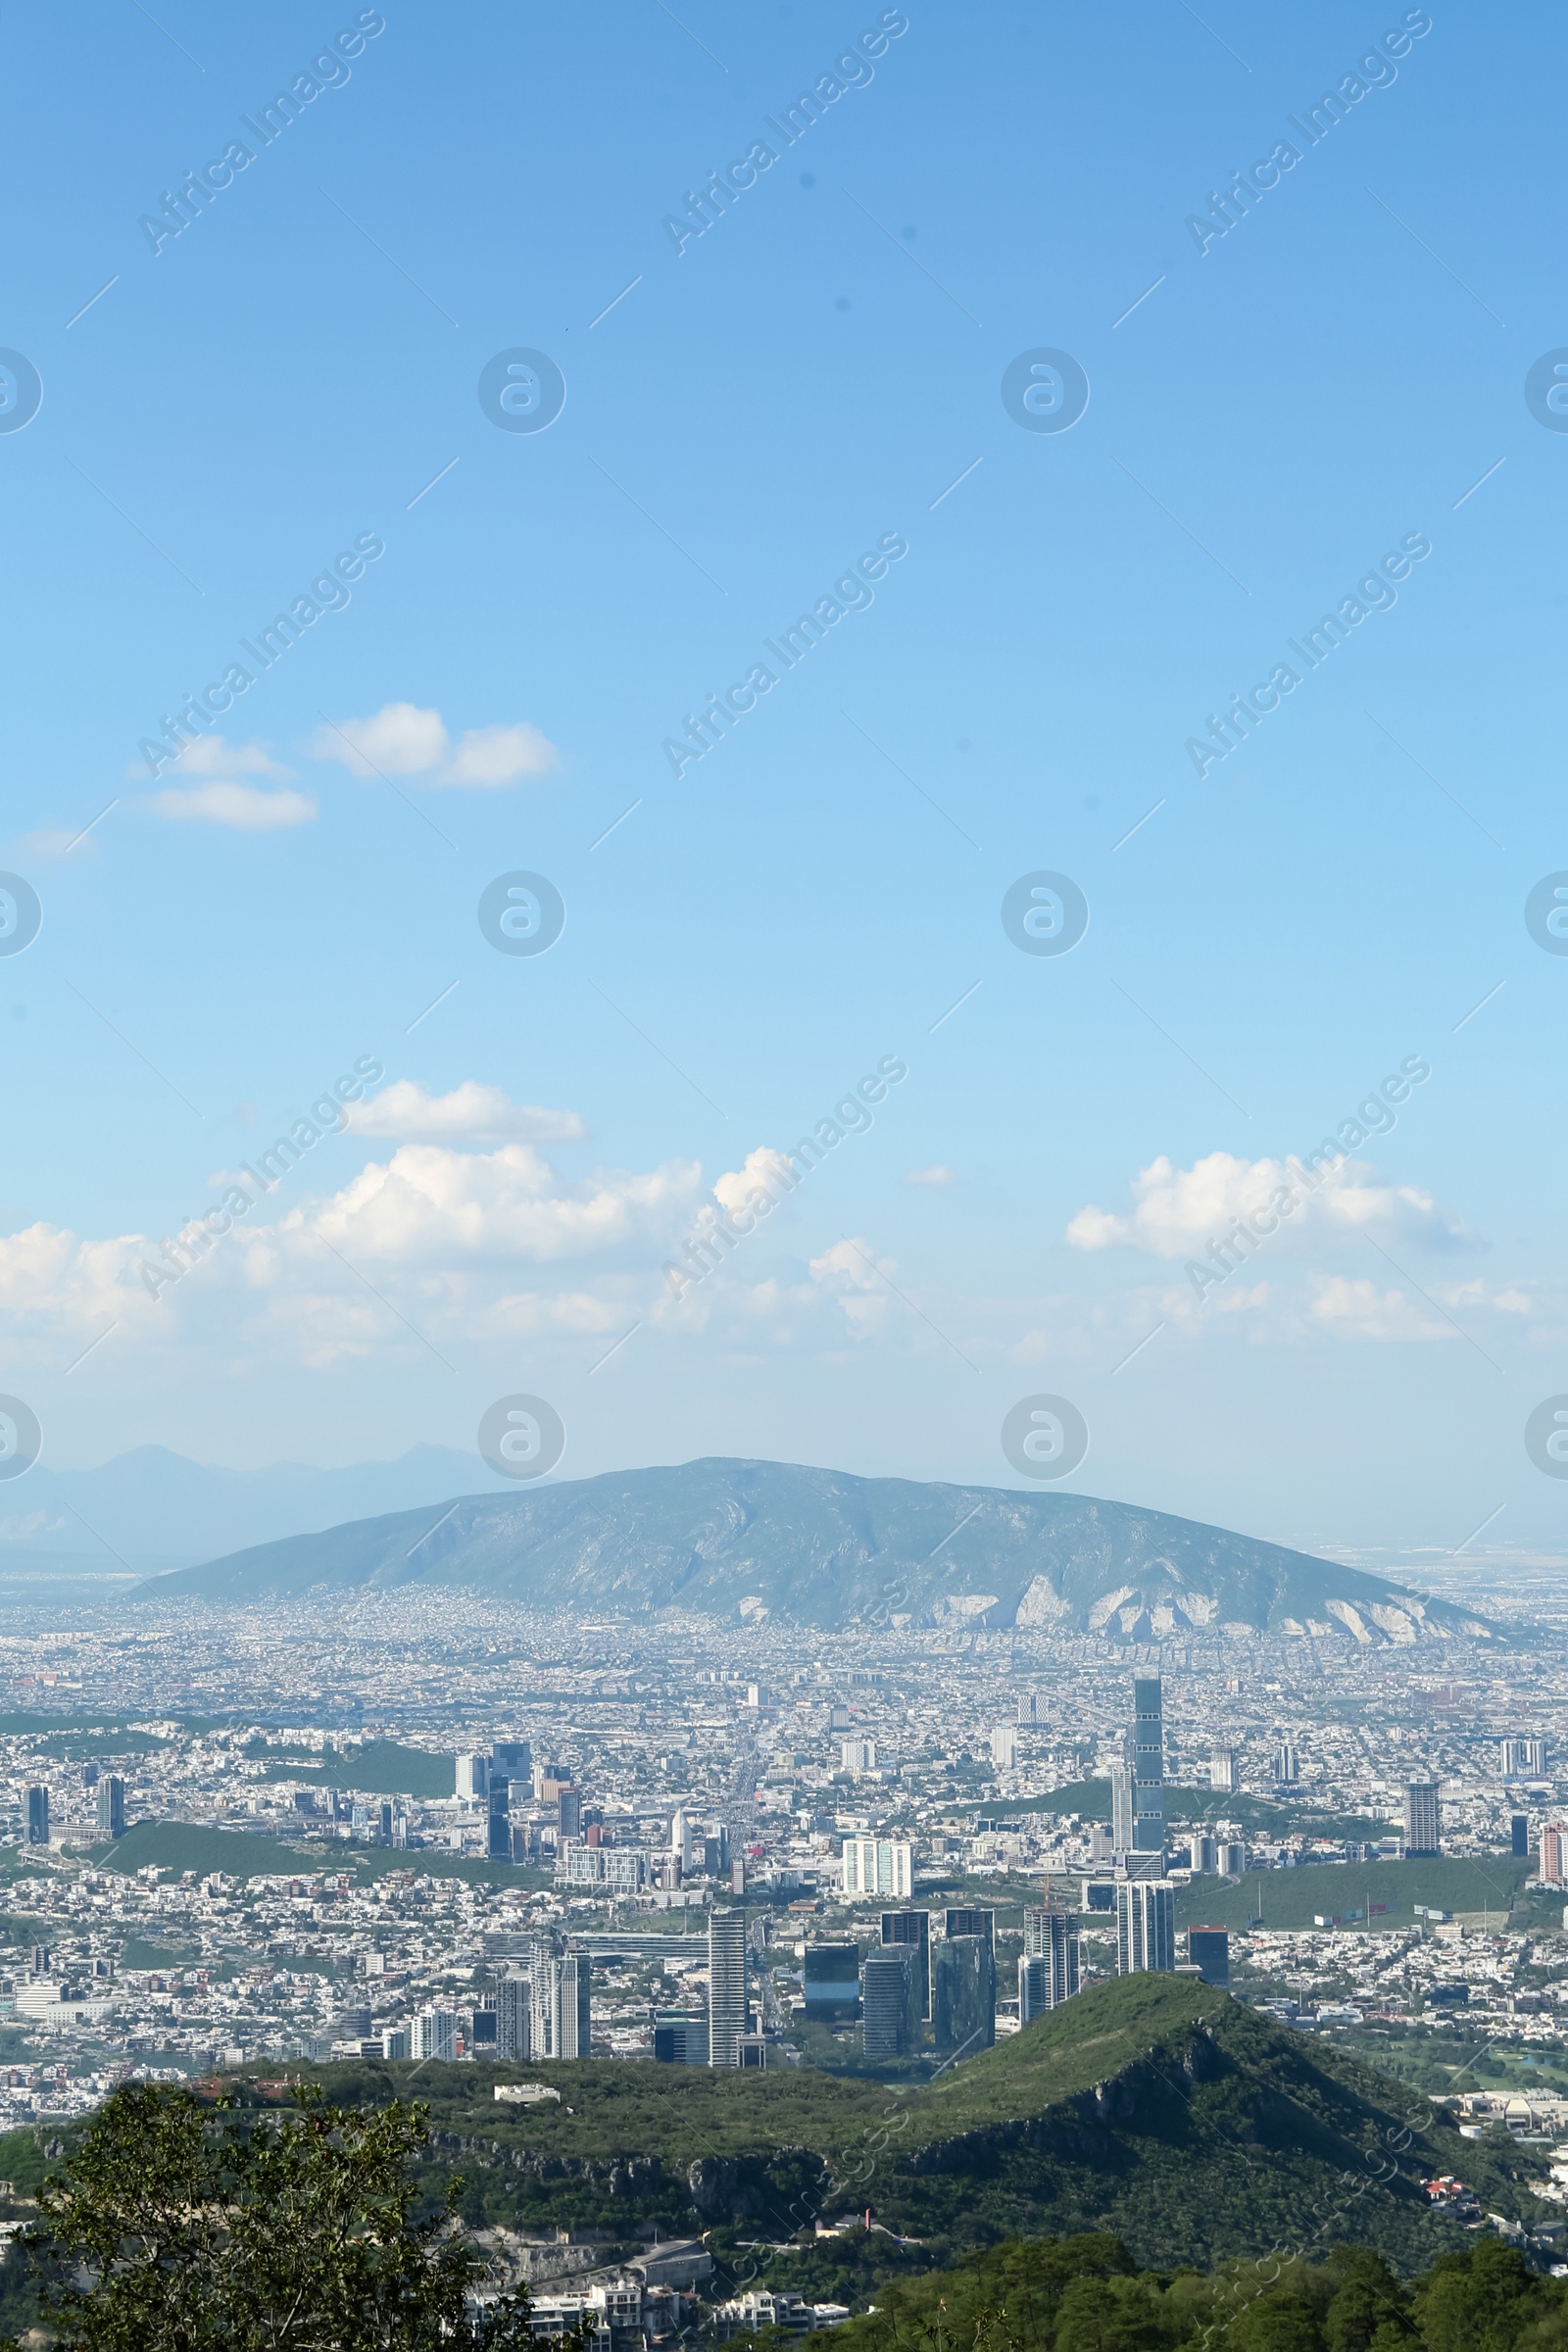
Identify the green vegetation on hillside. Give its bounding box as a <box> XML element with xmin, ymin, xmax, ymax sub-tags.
<box><xmin>85</xmin><ymin>1819</ymin><xmax>549</xmax><ymax>1891</ymax></box>
<box><xmin>1170</xmin><ymin>1856</ymin><xmax>1526</xmax><ymax>1933</ymax></box>
<box><xmin>250</xmin><ymin>1739</ymin><xmax>454</xmax><ymax>1800</ymax></box>
<box><xmin>1032</xmin><ymin>1779</ymin><xmax>1396</xmax><ymax>1841</ymax></box>
<box><xmin>267</xmin><ymin>1979</ymin><xmax>1552</xmax><ymax>2274</ymax></box>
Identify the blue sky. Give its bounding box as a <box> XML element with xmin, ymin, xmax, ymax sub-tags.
<box><xmin>1</xmin><ymin>0</ymin><xmax>1564</xmax><ymax>1558</ymax></box>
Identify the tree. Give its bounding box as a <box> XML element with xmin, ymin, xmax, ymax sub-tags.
<box><xmin>5</xmin><ymin>2080</ymin><xmax>533</xmax><ymax>2350</ymax></box>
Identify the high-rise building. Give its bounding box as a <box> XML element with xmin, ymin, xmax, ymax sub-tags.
<box><xmin>558</xmin><ymin>1788</ymin><xmax>583</xmax><ymax>1840</ymax></box>
<box><xmin>1502</xmin><ymin>1738</ymin><xmax>1547</xmax><ymax>1779</ymax></box>
<box><xmin>378</xmin><ymin>1800</ymin><xmax>394</xmax><ymax>1843</ymax></box>
<box><xmin>1216</xmin><ymin>1841</ymin><xmax>1246</xmax><ymax>1878</ymax></box>
<box><xmin>1274</xmin><ymin>1745</ymin><xmax>1299</xmax><ymax>1786</ymax></box>
<box><xmin>1403</xmin><ymin>1780</ymin><xmax>1441</xmax><ymax>1858</ymax></box>
<box><xmin>943</xmin><ymin>1907</ymin><xmax>994</xmax><ymax>1945</ymax></box>
<box><xmin>1116</xmin><ymin>1880</ymin><xmax>1176</xmax><ymax>1976</ymax></box>
<box><xmin>1132</xmin><ymin>1677</ymin><xmax>1165</xmax><ymax>1854</ymax></box>
<box><xmin>839</xmin><ymin>1740</ymin><xmax>878</xmax><ymax>1774</ymax></box>
<box><xmin>95</xmin><ymin>1776</ymin><xmax>125</xmax><ymax>1840</ymax></box>
<box><xmin>1021</xmin><ymin>1910</ymin><xmax>1079</xmax><ymax>2008</ymax></box>
<box><xmin>495</xmin><ymin>1976</ymin><xmax>532</xmax><ymax>2060</ymax></box>
<box><xmin>932</xmin><ymin>1935</ymin><xmax>995</xmax><ymax>2055</ymax></box>
<box><xmin>880</xmin><ymin>1910</ymin><xmax>931</xmax><ymax>2019</ymax></box>
<box><xmin>1188</xmin><ymin>1927</ymin><xmax>1230</xmax><ymax>1985</ymax></box>
<box><xmin>1512</xmin><ymin>1814</ymin><xmax>1530</xmax><ymax>1859</ymax></box>
<box><xmin>709</xmin><ymin>1908</ymin><xmax>748</xmax><ymax>2068</ymax></box>
<box><xmin>487</xmin><ymin>1780</ymin><xmax>512</xmax><ymax>1862</ymax></box>
<box><xmin>456</xmin><ymin>1753</ymin><xmax>489</xmax><ymax>1802</ymax></box>
<box><xmin>842</xmin><ymin>1838</ymin><xmax>911</xmax><ymax>1899</ymax></box>
<box><xmin>1209</xmin><ymin>1748</ymin><xmax>1238</xmax><ymax>1794</ymax></box>
<box><xmin>1110</xmin><ymin>1765</ymin><xmax>1135</xmax><ymax>1856</ymax></box>
<box><xmin>1542</xmin><ymin>1825</ymin><xmax>1566</xmax><ymax>1886</ymax></box>
<box><xmin>861</xmin><ymin>1949</ymin><xmax>919</xmax><ymax>2059</ymax></box>
<box><xmin>802</xmin><ymin>1943</ymin><xmax>860</xmax><ymax>2022</ymax></box>
<box><xmin>1089</xmin><ymin>1824</ymin><xmax>1114</xmax><ymax>1864</ymax></box>
<box><xmin>1192</xmin><ymin>1836</ymin><xmax>1218</xmax><ymax>1874</ymax></box>
<box><xmin>1018</xmin><ymin>1954</ymin><xmax>1050</xmax><ymax>2024</ymax></box>
<box><xmin>990</xmin><ymin>1726</ymin><xmax>1019</xmax><ymax>1771</ymax></box>
<box><xmin>25</xmin><ymin>1787</ymin><xmax>48</xmax><ymax>1845</ymax></box>
<box><xmin>1017</xmin><ymin>1692</ymin><xmax>1041</xmax><ymax>1726</ymax></box>
<box><xmin>492</xmin><ymin>1739</ymin><xmax>530</xmax><ymax>1780</ymax></box>
<box><xmin>670</xmin><ymin>1808</ymin><xmax>695</xmax><ymax>1868</ymax></box>
<box><xmin>551</xmin><ymin>1953</ymin><xmax>591</xmax><ymax>2060</ymax></box>
<box><xmin>411</xmin><ymin>2008</ymin><xmax>460</xmax><ymax>2062</ymax></box>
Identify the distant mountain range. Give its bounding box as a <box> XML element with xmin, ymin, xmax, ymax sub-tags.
<box><xmin>0</xmin><ymin>1445</ymin><xmax>514</xmax><ymax>1580</ymax></box>
<box><xmin>145</xmin><ymin>1456</ymin><xmax>1496</xmax><ymax>1642</ymax></box>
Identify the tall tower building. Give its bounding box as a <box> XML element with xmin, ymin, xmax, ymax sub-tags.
<box><xmin>1110</xmin><ymin>1765</ymin><xmax>1136</xmax><ymax>1856</ymax></box>
<box><xmin>1542</xmin><ymin>1825</ymin><xmax>1565</xmax><ymax>1886</ymax></box>
<box><xmin>95</xmin><ymin>1776</ymin><xmax>125</xmax><ymax>1839</ymax></box>
<box><xmin>1403</xmin><ymin>1779</ymin><xmax>1441</xmax><ymax>1858</ymax></box>
<box><xmin>551</xmin><ymin>1953</ymin><xmax>591</xmax><ymax>2060</ymax></box>
<box><xmin>486</xmin><ymin>1780</ymin><xmax>512</xmax><ymax>1862</ymax></box>
<box><xmin>1116</xmin><ymin>1879</ymin><xmax>1175</xmax><ymax>1975</ymax></box>
<box><xmin>456</xmin><ymin>1753</ymin><xmax>489</xmax><ymax>1802</ymax></box>
<box><xmin>1132</xmin><ymin>1677</ymin><xmax>1165</xmax><ymax>1854</ymax></box>
<box><xmin>495</xmin><ymin>1976</ymin><xmax>532</xmax><ymax>2060</ymax></box>
<box><xmin>880</xmin><ymin>1910</ymin><xmax>931</xmax><ymax>2019</ymax></box>
<box><xmin>25</xmin><ymin>1787</ymin><xmax>48</xmax><ymax>1845</ymax></box>
<box><xmin>1021</xmin><ymin>1910</ymin><xmax>1080</xmax><ymax>2009</ymax></box>
<box><xmin>708</xmin><ymin>1907</ymin><xmax>748</xmax><ymax>2068</ymax></box>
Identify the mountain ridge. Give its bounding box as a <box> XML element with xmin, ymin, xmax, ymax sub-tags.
<box><xmin>143</xmin><ymin>1455</ymin><xmax>1495</xmax><ymax>1642</ymax></box>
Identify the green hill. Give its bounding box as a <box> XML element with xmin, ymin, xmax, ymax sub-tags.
<box><xmin>281</xmin><ymin>1977</ymin><xmax>1547</xmax><ymax>2275</ymax></box>
<box><xmin>84</xmin><ymin>1818</ymin><xmax>547</xmax><ymax>1891</ymax></box>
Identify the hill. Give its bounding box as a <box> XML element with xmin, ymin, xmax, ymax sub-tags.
<box><xmin>143</xmin><ymin>1458</ymin><xmax>1494</xmax><ymax>1642</ymax></box>
<box><xmin>246</xmin><ymin>1978</ymin><xmax>1546</xmax><ymax>2275</ymax></box>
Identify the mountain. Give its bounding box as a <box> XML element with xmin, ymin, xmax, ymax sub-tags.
<box><xmin>315</xmin><ymin>1977</ymin><xmax>1544</xmax><ymax>2272</ymax></box>
<box><xmin>145</xmin><ymin>1456</ymin><xmax>1495</xmax><ymax>1642</ymax></box>
<box><xmin>0</xmin><ymin>1445</ymin><xmax>514</xmax><ymax>1576</ymax></box>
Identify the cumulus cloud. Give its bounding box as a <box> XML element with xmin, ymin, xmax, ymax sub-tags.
<box><xmin>300</xmin><ymin>1143</ymin><xmax>701</xmax><ymax>1265</ymax></box>
<box><xmin>712</xmin><ymin>1148</ymin><xmax>799</xmax><ymax>1218</ymax></box>
<box><xmin>809</xmin><ymin>1237</ymin><xmax>896</xmax><ymax>1338</ymax></box>
<box><xmin>161</xmin><ymin>735</ymin><xmax>290</xmax><ymax>779</ymax></box>
<box><xmin>148</xmin><ymin>783</ymin><xmax>318</xmax><ymax>830</ymax></box>
<box><xmin>1067</xmin><ymin>1151</ymin><xmax>1473</xmax><ymax>1260</ymax></box>
<box><xmin>345</xmin><ymin>1081</ymin><xmax>584</xmax><ymax>1145</ymax></box>
<box><xmin>313</xmin><ymin>704</ymin><xmax>557</xmax><ymax>788</ymax></box>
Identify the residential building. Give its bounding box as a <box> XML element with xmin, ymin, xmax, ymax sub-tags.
<box><xmin>1116</xmin><ymin>1879</ymin><xmax>1176</xmax><ymax>1976</ymax></box>
<box><xmin>841</xmin><ymin>1838</ymin><xmax>911</xmax><ymax>1899</ymax></box>
<box><xmin>456</xmin><ymin>1753</ymin><xmax>489</xmax><ymax>1802</ymax></box>
<box><xmin>1022</xmin><ymin>1909</ymin><xmax>1079</xmax><ymax>2007</ymax></box>
<box><xmin>1209</xmin><ymin>1748</ymin><xmax>1238</xmax><ymax>1793</ymax></box>
<box><xmin>411</xmin><ymin>2007</ymin><xmax>460</xmax><ymax>2062</ymax></box>
<box><xmin>1542</xmin><ymin>1824</ymin><xmax>1565</xmax><ymax>1886</ymax></box>
<box><xmin>839</xmin><ymin>1740</ymin><xmax>877</xmax><ymax>1774</ymax></box>
<box><xmin>1403</xmin><ymin>1779</ymin><xmax>1442</xmax><ymax>1858</ymax></box>
<box><xmin>495</xmin><ymin>1975</ymin><xmax>532</xmax><ymax>2061</ymax></box>
<box><xmin>1274</xmin><ymin>1745</ymin><xmax>1299</xmax><ymax>1786</ymax></box>
<box><xmin>551</xmin><ymin>1952</ymin><xmax>591</xmax><ymax>2060</ymax></box>
<box><xmin>1216</xmin><ymin>1841</ymin><xmax>1246</xmax><ymax>1878</ymax></box>
<box><xmin>709</xmin><ymin>1907</ymin><xmax>748</xmax><ymax>2068</ymax></box>
<box><xmin>880</xmin><ymin>1909</ymin><xmax>931</xmax><ymax>2018</ymax></box>
<box><xmin>990</xmin><ymin>1725</ymin><xmax>1018</xmax><ymax>1771</ymax></box>
<box><xmin>1502</xmin><ymin>1738</ymin><xmax>1547</xmax><ymax>1779</ymax></box>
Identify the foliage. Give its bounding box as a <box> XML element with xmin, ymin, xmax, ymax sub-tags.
<box><xmin>5</xmin><ymin>2079</ymin><xmax>532</xmax><ymax>2350</ymax></box>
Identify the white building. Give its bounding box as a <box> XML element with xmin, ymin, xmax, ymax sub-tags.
<box><xmin>990</xmin><ymin>1725</ymin><xmax>1019</xmax><ymax>1770</ymax></box>
<box><xmin>456</xmin><ymin>1753</ymin><xmax>489</xmax><ymax>1802</ymax></box>
<box><xmin>839</xmin><ymin>1740</ymin><xmax>877</xmax><ymax>1774</ymax></box>
<box><xmin>841</xmin><ymin>1838</ymin><xmax>911</xmax><ymax>1899</ymax></box>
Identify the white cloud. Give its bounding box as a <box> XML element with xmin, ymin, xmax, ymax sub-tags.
<box><xmin>312</xmin><ymin>704</ymin><xmax>558</xmax><ymax>788</ymax></box>
<box><xmin>441</xmin><ymin>723</ymin><xmax>557</xmax><ymax>787</ymax></box>
<box><xmin>164</xmin><ymin>735</ymin><xmax>290</xmax><ymax>779</ymax></box>
<box><xmin>346</xmin><ymin>1081</ymin><xmax>584</xmax><ymax>1145</ymax></box>
<box><xmin>907</xmin><ymin>1164</ymin><xmax>956</xmax><ymax>1187</ymax></box>
<box><xmin>712</xmin><ymin>1148</ymin><xmax>798</xmax><ymax>1218</ymax></box>
<box><xmin>148</xmin><ymin>783</ymin><xmax>318</xmax><ymax>830</ymax></box>
<box><xmin>809</xmin><ymin>1237</ymin><xmax>896</xmax><ymax>1338</ymax></box>
<box><xmin>300</xmin><ymin>1143</ymin><xmax>702</xmax><ymax>1265</ymax></box>
<box><xmin>1067</xmin><ymin>1150</ymin><xmax>1473</xmax><ymax>1260</ymax></box>
<box><xmin>1308</xmin><ymin>1276</ymin><xmax>1455</xmax><ymax>1344</ymax></box>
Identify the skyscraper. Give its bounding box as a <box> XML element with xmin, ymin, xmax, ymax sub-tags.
<box><xmin>1116</xmin><ymin>1879</ymin><xmax>1175</xmax><ymax>1975</ymax></box>
<box><xmin>861</xmin><ymin>1949</ymin><xmax>918</xmax><ymax>2058</ymax></box>
<box><xmin>456</xmin><ymin>1753</ymin><xmax>489</xmax><ymax>1802</ymax></box>
<box><xmin>95</xmin><ymin>1776</ymin><xmax>124</xmax><ymax>1839</ymax></box>
<box><xmin>709</xmin><ymin>1907</ymin><xmax>748</xmax><ymax>2068</ymax></box>
<box><xmin>1403</xmin><ymin>1779</ymin><xmax>1441</xmax><ymax>1858</ymax></box>
<box><xmin>802</xmin><ymin>1944</ymin><xmax>860</xmax><ymax>2022</ymax></box>
<box><xmin>1018</xmin><ymin>1954</ymin><xmax>1050</xmax><ymax>2024</ymax></box>
<box><xmin>1512</xmin><ymin>1813</ymin><xmax>1530</xmax><ymax>1858</ymax></box>
<box><xmin>1132</xmin><ymin>1677</ymin><xmax>1165</xmax><ymax>1854</ymax></box>
<box><xmin>1110</xmin><ymin>1765</ymin><xmax>1135</xmax><ymax>1856</ymax></box>
<box><xmin>1542</xmin><ymin>1825</ymin><xmax>1565</xmax><ymax>1886</ymax></box>
<box><xmin>492</xmin><ymin>1739</ymin><xmax>530</xmax><ymax>1780</ymax></box>
<box><xmin>1187</xmin><ymin>1927</ymin><xmax>1230</xmax><ymax>1985</ymax></box>
<box><xmin>1274</xmin><ymin>1745</ymin><xmax>1299</xmax><ymax>1786</ymax></box>
<box><xmin>551</xmin><ymin>1953</ymin><xmax>591</xmax><ymax>2060</ymax></box>
<box><xmin>932</xmin><ymin>1934</ymin><xmax>995</xmax><ymax>2055</ymax></box>
<box><xmin>880</xmin><ymin>1909</ymin><xmax>931</xmax><ymax>2018</ymax></box>
<box><xmin>495</xmin><ymin>1975</ymin><xmax>532</xmax><ymax>2060</ymax></box>
<box><xmin>487</xmin><ymin>1780</ymin><xmax>512</xmax><ymax>1862</ymax></box>
<box><xmin>1022</xmin><ymin>1909</ymin><xmax>1079</xmax><ymax>2007</ymax></box>
<box><xmin>25</xmin><ymin>1787</ymin><xmax>48</xmax><ymax>1845</ymax></box>
<box><xmin>943</xmin><ymin>1907</ymin><xmax>994</xmax><ymax>1945</ymax></box>
<box><xmin>1209</xmin><ymin>1748</ymin><xmax>1238</xmax><ymax>1793</ymax></box>
<box><xmin>841</xmin><ymin>1838</ymin><xmax>911</xmax><ymax>1898</ymax></box>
